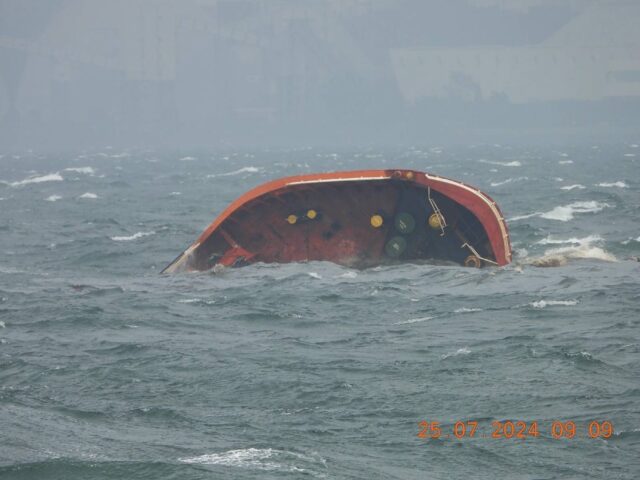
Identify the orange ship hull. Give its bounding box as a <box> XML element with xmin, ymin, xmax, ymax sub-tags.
<box><xmin>162</xmin><ymin>169</ymin><xmax>511</xmax><ymax>272</ymax></box>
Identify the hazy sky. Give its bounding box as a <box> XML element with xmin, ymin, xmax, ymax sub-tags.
<box><xmin>1</xmin><ymin>0</ymin><xmax>639</xmax><ymax>149</ymax></box>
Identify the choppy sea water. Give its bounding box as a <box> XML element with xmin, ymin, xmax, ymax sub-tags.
<box><xmin>1</xmin><ymin>145</ymin><xmax>639</xmax><ymax>479</ymax></box>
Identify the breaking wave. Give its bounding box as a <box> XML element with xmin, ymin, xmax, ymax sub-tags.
<box><xmin>207</xmin><ymin>166</ymin><xmax>260</xmax><ymax>178</ymax></box>
<box><xmin>393</xmin><ymin>316</ymin><xmax>432</xmax><ymax>325</ymax></box>
<box><xmin>531</xmin><ymin>299</ymin><xmax>578</xmax><ymax>308</ymax></box>
<box><xmin>479</xmin><ymin>159</ymin><xmax>522</xmax><ymax>167</ymax></box>
<box><xmin>441</xmin><ymin>347</ymin><xmax>471</xmax><ymax>359</ymax></box>
<box><xmin>596</xmin><ymin>181</ymin><xmax>628</xmax><ymax>188</ymax></box>
<box><xmin>64</xmin><ymin>167</ymin><xmax>95</xmax><ymax>175</ymax></box>
<box><xmin>179</xmin><ymin>448</ymin><xmax>325</xmax><ymax>474</ymax></box>
<box><xmin>79</xmin><ymin>192</ymin><xmax>98</xmax><ymax>199</ymax></box>
<box><xmin>560</xmin><ymin>184</ymin><xmax>585</xmax><ymax>190</ymax></box>
<box><xmin>110</xmin><ymin>231</ymin><xmax>155</xmax><ymax>242</ymax></box>
<box><xmin>45</xmin><ymin>195</ymin><xmax>62</xmax><ymax>202</ymax></box>
<box><xmin>509</xmin><ymin>201</ymin><xmax>608</xmax><ymax>223</ymax></box>
<box><xmin>540</xmin><ymin>201</ymin><xmax>609</xmax><ymax>221</ymax></box>
<box><xmin>6</xmin><ymin>173</ymin><xmax>63</xmax><ymax>187</ymax></box>
<box><xmin>490</xmin><ymin>176</ymin><xmax>528</xmax><ymax>187</ymax></box>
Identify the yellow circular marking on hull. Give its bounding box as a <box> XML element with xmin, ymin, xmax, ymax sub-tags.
<box><xmin>428</xmin><ymin>213</ymin><xmax>443</xmax><ymax>229</ymax></box>
<box><xmin>370</xmin><ymin>214</ymin><xmax>384</xmax><ymax>228</ymax></box>
<box><xmin>306</xmin><ymin>209</ymin><xmax>317</xmax><ymax>219</ymax></box>
<box><xmin>287</xmin><ymin>214</ymin><xmax>298</xmax><ymax>224</ymax></box>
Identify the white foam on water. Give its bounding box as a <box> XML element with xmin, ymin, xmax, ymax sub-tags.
<box><xmin>393</xmin><ymin>316</ymin><xmax>432</xmax><ymax>325</ymax></box>
<box><xmin>337</xmin><ymin>271</ymin><xmax>357</xmax><ymax>278</ymax></box>
<box><xmin>479</xmin><ymin>159</ymin><xmax>522</xmax><ymax>167</ymax></box>
<box><xmin>537</xmin><ymin>234</ymin><xmax>603</xmax><ymax>246</ymax></box>
<box><xmin>110</xmin><ymin>231</ymin><xmax>155</xmax><ymax>241</ymax></box>
<box><xmin>559</xmin><ymin>152</ymin><xmax>569</xmax><ymax>157</ymax></box>
<box><xmin>78</xmin><ymin>192</ymin><xmax>98</xmax><ymax>199</ymax></box>
<box><xmin>528</xmin><ymin>242</ymin><xmax>617</xmax><ymax>267</ymax></box>
<box><xmin>308</xmin><ymin>272</ymin><xmax>322</xmax><ymax>279</ymax></box>
<box><xmin>558</xmin><ymin>160</ymin><xmax>574</xmax><ymax>164</ymax></box>
<box><xmin>453</xmin><ymin>307</ymin><xmax>482</xmax><ymax>313</ymax></box>
<box><xmin>560</xmin><ymin>184</ymin><xmax>585</xmax><ymax>190</ymax></box>
<box><xmin>596</xmin><ymin>181</ymin><xmax>628</xmax><ymax>188</ymax></box>
<box><xmin>170</xmin><ymin>192</ymin><xmax>181</xmax><ymax>196</ymax></box>
<box><xmin>441</xmin><ymin>347</ymin><xmax>471</xmax><ymax>359</ymax></box>
<box><xmin>7</xmin><ymin>173</ymin><xmax>63</xmax><ymax>187</ymax></box>
<box><xmin>45</xmin><ymin>195</ymin><xmax>62</xmax><ymax>202</ymax></box>
<box><xmin>490</xmin><ymin>176</ymin><xmax>528</xmax><ymax>187</ymax></box>
<box><xmin>207</xmin><ymin>166</ymin><xmax>260</xmax><ymax>178</ymax></box>
<box><xmin>540</xmin><ymin>201</ymin><xmax>609</xmax><ymax>221</ymax></box>
<box><xmin>64</xmin><ymin>167</ymin><xmax>95</xmax><ymax>174</ymax></box>
<box><xmin>531</xmin><ymin>299</ymin><xmax>578</xmax><ymax>308</ymax></box>
<box><xmin>179</xmin><ymin>156</ymin><xmax>196</xmax><ymax>161</ymax></box>
<box><xmin>0</xmin><ymin>321</ymin><xmax>5</xmax><ymax>328</ymax></box>
<box><xmin>508</xmin><ymin>212</ymin><xmax>541</xmax><ymax>222</ymax></box>
<box><xmin>179</xmin><ymin>448</ymin><xmax>321</xmax><ymax>474</ymax></box>
<box><xmin>623</xmin><ymin>153</ymin><xmax>636</xmax><ymax>157</ymax></box>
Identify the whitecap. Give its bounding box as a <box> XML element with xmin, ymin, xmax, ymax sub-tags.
<box><xmin>490</xmin><ymin>176</ymin><xmax>528</xmax><ymax>187</ymax></box>
<box><xmin>7</xmin><ymin>173</ymin><xmax>63</xmax><ymax>187</ymax></box>
<box><xmin>441</xmin><ymin>347</ymin><xmax>471</xmax><ymax>359</ymax></box>
<box><xmin>179</xmin><ymin>448</ymin><xmax>320</xmax><ymax>473</ymax></box>
<box><xmin>169</xmin><ymin>192</ymin><xmax>181</xmax><ymax>196</ymax></box>
<box><xmin>64</xmin><ymin>167</ymin><xmax>95</xmax><ymax>174</ymax></box>
<box><xmin>179</xmin><ymin>156</ymin><xmax>196</xmax><ymax>161</ymax></box>
<box><xmin>528</xmin><ymin>244</ymin><xmax>616</xmax><ymax>266</ymax></box>
<box><xmin>78</xmin><ymin>192</ymin><xmax>98</xmax><ymax>199</ymax></box>
<box><xmin>308</xmin><ymin>272</ymin><xmax>322</xmax><ymax>279</ymax></box>
<box><xmin>110</xmin><ymin>231</ymin><xmax>155</xmax><ymax>241</ymax></box>
<box><xmin>45</xmin><ymin>195</ymin><xmax>62</xmax><ymax>202</ymax></box>
<box><xmin>393</xmin><ymin>316</ymin><xmax>432</xmax><ymax>325</ymax></box>
<box><xmin>337</xmin><ymin>271</ymin><xmax>357</xmax><ymax>278</ymax></box>
<box><xmin>536</xmin><ymin>234</ymin><xmax>602</xmax><ymax>246</ymax></box>
<box><xmin>540</xmin><ymin>201</ymin><xmax>609</xmax><ymax>221</ymax></box>
<box><xmin>454</xmin><ymin>307</ymin><xmax>482</xmax><ymax>313</ymax></box>
<box><xmin>623</xmin><ymin>153</ymin><xmax>636</xmax><ymax>157</ymax></box>
<box><xmin>531</xmin><ymin>299</ymin><xmax>578</xmax><ymax>308</ymax></box>
<box><xmin>479</xmin><ymin>159</ymin><xmax>522</xmax><ymax>167</ymax></box>
<box><xmin>560</xmin><ymin>184</ymin><xmax>585</xmax><ymax>190</ymax></box>
<box><xmin>0</xmin><ymin>321</ymin><xmax>5</xmax><ymax>328</ymax></box>
<box><xmin>558</xmin><ymin>160</ymin><xmax>574</xmax><ymax>164</ymax></box>
<box><xmin>508</xmin><ymin>212</ymin><xmax>541</xmax><ymax>222</ymax></box>
<box><xmin>207</xmin><ymin>166</ymin><xmax>260</xmax><ymax>178</ymax></box>
<box><xmin>596</xmin><ymin>181</ymin><xmax>628</xmax><ymax>188</ymax></box>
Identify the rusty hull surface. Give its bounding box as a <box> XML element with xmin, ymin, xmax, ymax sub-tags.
<box><xmin>162</xmin><ymin>169</ymin><xmax>512</xmax><ymax>272</ymax></box>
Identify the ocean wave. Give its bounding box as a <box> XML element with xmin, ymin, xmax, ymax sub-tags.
<box><xmin>453</xmin><ymin>307</ymin><xmax>482</xmax><ymax>313</ymax></box>
<box><xmin>64</xmin><ymin>167</ymin><xmax>95</xmax><ymax>174</ymax></box>
<box><xmin>179</xmin><ymin>448</ymin><xmax>325</xmax><ymax>474</ymax></box>
<box><xmin>596</xmin><ymin>181</ymin><xmax>628</xmax><ymax>188</ymax></box>
<box><xmin>527</xmin><ymin>243</ymin><xmax>616</xmax><ymax>267</ymax></box>
<box><xmin>479</xmin><ymin>159</ymin><xmax>522</xmax><ymax>167</ymax></box>
<box><xmin>531</xmin><ymin>299</ymin><xmax>578</xmax><ymax>308</ymax></box>
<box><xmin>441</xmin><ymin>347</ymin><xmax>471</xmax><ymax>359</ymax></box>
<box><xmin>207</xmin><ymin>166</ymin><xmax>260</xmax><ymax>178</ymax></box>
<box><xmin>110</xmin><ymin>231</ymin><xmax>155</xmax><ymax>241</ymax></box>
<box><xmin>560</xmin><ymin>184</ymin><xmax>585</xmax><ymax>190</ymax></box>
<box><xmin>490</xmin><ymin>176</ymin><xmax>528</xmax><ymax>187</ymax></box>
<box><xmin>393</xmin><ymin>316</ymin><xmax>432</xmax><ymax>325</ymax></box>
<box><xmin>45</xmin><ymin>195</ymin><xmax>62</xmax><ymax>202</ymax></box>
<box><xmin>540</xmin><ymin>201</ymin><xmax>609</xmax><ymax>222</ymax></box>
<box><xmin>78</xmin><ymin>192</ymin><xmax>98</xmax><ymax>199</ymax></box>
<box><xmin>558</xmin><ymin>160</ymin><xmax>574</xmax><ymax>164</ymax></box>
<box><xmin>536</xmin><ymin>234</ymin><xmax>603</xmax><ymax>245</ymax></box>
<box><xmin>6</xmin><ymin>172</ymin><xmax>63</xmax><ymax>187</ymax></box>
<box><xmin>179</xmin><ymin>156</ymin><xmax>196</xmax><ymax>161</ymax></box>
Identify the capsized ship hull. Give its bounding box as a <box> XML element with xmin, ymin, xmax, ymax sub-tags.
<box><xmin>162</xmin><ymin>169</ymin><xmax>511</xmax><ymax>272</ymax></box>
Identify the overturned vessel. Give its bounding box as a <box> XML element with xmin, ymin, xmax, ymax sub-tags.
<box><xmin>162</xmin><ymin>169</ymin><xmax>511</xmax><ymax>272</ymax></box>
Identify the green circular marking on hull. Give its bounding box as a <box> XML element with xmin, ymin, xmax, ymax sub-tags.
<box><xmin>394</xmin><ymin>212</ymin><xmax>416</xmax><ymax>234</ymax></box>
<box><xmin>385</xmin><ymin>236</ymin><xmax>407</xmax><ymax>258</ymax></box>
